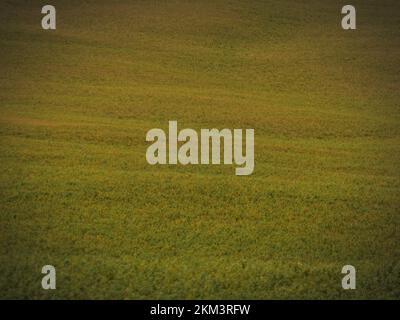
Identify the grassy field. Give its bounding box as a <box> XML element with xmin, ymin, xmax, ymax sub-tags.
<box><xmin>0</xmin><ymin>0</ymin><xmax>399</xmax><ymax>299</ymax></box>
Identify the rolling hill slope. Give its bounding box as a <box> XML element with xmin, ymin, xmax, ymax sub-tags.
<box><xmin>0</xmin><ymin>0</ymin><xmax>399</xmax><ymax>299</ymax></box>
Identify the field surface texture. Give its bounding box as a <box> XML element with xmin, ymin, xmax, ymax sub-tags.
<box><xmin>0</xmin><ymin>0</ymin><xmax>399</xmax><ymax>299</ymax></box>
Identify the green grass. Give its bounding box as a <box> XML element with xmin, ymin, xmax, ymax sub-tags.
<box><xmin>0</xmin><ymin>0</ymin><xmax>399</xmax><ymax>299</ymax></box>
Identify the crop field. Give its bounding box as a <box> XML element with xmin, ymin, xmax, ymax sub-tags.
<box><xmin>0</xmin><ymin>0</ymin><xmax>399</xmax><ymax>299</ymax></box>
